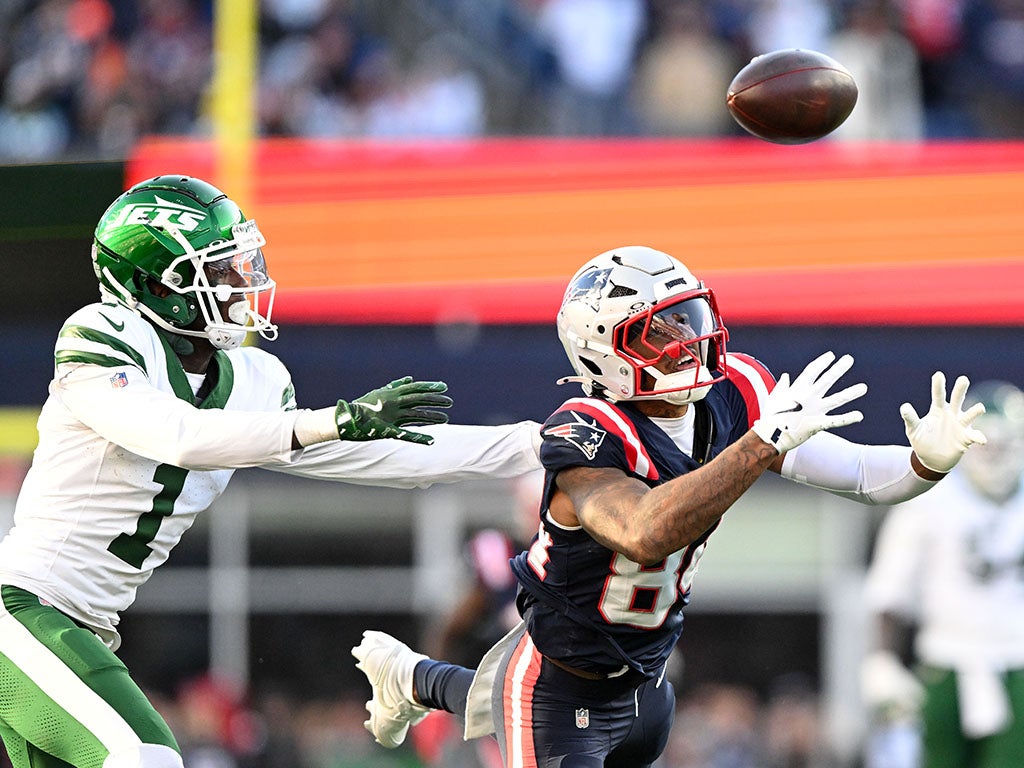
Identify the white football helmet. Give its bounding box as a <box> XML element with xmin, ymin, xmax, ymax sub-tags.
<box><xmin>959</xmin><ymin>380</ymin><xmax>1024</xmax><ymax>502</ymax></box>
<box><xmin>556</xmin><ymin>246</ymin><xmax>729</xmax><ymax>404</ymax></box>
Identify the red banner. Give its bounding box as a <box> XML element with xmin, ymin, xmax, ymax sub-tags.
<box><xmin>129</xmin><ymin>138</ymin><xmax>1024</xmax><ymax>325</ymax></box>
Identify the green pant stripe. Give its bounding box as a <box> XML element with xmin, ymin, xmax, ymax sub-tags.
<box><xmin>0</xmin><ymin>648</ymin><xmax>109</xmax><ymax>768</ymax></box>
<box><xmin>0</xmin><ymin>586</ymin><xmax>178</xmax><ymax>767</ymax></box>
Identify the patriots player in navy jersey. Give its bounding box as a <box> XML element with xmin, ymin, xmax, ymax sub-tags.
<box><xmin>353</xmin><ymin>246</ymin><xmax>988</xmax><ymax>768</ymax></box>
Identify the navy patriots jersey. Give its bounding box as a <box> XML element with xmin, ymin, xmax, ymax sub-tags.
<box><xmin>509</xmin><ymin>353</ymin><xmax>775</xmax><ymax>677</ymax></box>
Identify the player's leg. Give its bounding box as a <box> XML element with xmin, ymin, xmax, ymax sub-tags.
<box><xmin>0</xmin><ymin>718</ymin><xmax>36</xmax><ymax>768</ymax></box>
<box><xmin>413</xmin><ymin>654</ymin><xmax>476</xmax><ymax>718</ymax></box>
<box><xmin>352</xmin><ymin>630</ymin><xmax>463</xmax><ymax>748</ymax></box>
<box><xmin>605</xmin><ymin>672</ymin><xmax>675</xmax><ymax>768</ymax></box>
<box><xmin>0</xmin><ymin>724</ymin><xmax>84</xmax><ymax>768</ymax></box>
<box><xmin>491</xmin><ymin>629</ymin><xmax>642</xmax><ymax>768</ymax></box>
<box><xmin>975</xmin><ymin>668</ymin><xmax>1024</xmax><ymax>768</ymax></box>
<box><xmin>0</xmin><ymin>586</ymin><xmax>181</xmax><ymax>768</ymax></box>
<box><xmin>919</xmin><ymin>666</ymin><xmax>971</xmax><ymax>768</ymax></box>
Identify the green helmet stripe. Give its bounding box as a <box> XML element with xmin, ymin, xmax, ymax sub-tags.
<box><xmin>58</xmin><ymin>326</ymin><xmax>147</xmax><ymax>372</ymax></box>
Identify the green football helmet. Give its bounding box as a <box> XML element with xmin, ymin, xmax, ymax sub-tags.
<box><xmin>92</xmin><ymin>175</ymin><xmax>277</xmax><ymax>350</ymax></box>
<box><xmin>960</xmin><ymin>380</ymin><xmax>1024</xmax><ymax>502</ymax></box>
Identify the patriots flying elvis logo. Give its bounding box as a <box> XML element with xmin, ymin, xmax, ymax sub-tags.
<box><xmin>544</xmin><ymin>411</ymin><xmax>607</xmax><ymax>460</ymax></box>
<box><xmin>564</xmin><ymin>267</ymin><xmax>612</xmax><ymax>311</ymax></box>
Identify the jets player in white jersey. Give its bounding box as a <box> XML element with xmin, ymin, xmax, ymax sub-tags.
<box><xmin>862</xmin><ymin>381</ymin><xmax>1024</xmax><ymax>768</ymax></box>
<box><xmin>0</xmin><ymin>175</ymin><xmax>541</xmax><ymax>768</ymax></box>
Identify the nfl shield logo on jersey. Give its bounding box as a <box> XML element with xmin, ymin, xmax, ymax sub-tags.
<box><xmin>109</xmin><ymin>372</ymin><xmax>129</xmax><ymax>389</ymax></box>
<box><xmin>575</xmin><ymin>708</ymin><xmax>590</xmax><ymax>729</ymax></box>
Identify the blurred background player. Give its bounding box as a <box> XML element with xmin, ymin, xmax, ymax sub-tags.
<box><xmin>862</xmin><ymin>381</ymin><xmax>1024</xmax><ymax>768</ymax></box>
<box><xmin>0</xmin><ymin>174</ymin><xmax>541</xmax><ymax>768</ymax></box>
<box><xmin>352</xmin><ymin>245</ymin><xmax>987</xmax><ymax>768</ymax></box>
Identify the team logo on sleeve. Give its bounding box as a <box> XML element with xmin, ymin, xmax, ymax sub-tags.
<box><xmin>544</xmin><ymin>411</ymin><xmax>607</xmax><ymax>460</ymax></box>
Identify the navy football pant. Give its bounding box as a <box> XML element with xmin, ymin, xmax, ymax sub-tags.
<box><xmin>416</xmin><ymin>626</ymin><xmax>674</xmax><ymax>768</ymax></box>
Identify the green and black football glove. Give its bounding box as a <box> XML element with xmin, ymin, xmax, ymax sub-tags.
<box><xmin>335</xmin><ymin>376</ymin><xmax>452</xmax><ymax>445</ymax></box>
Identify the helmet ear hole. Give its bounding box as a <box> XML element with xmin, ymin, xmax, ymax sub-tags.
<box><xmin>138</xmin><ymin>291</ymin><xmax>197</xmax><ymax>326</ymax></box>
<box><xmin>580</xmin><ymin>357</ymin><xmax>603</xmax><ymax>376</ymax></box>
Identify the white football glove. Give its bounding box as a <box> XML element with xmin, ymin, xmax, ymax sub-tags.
<box><xmin>861</xmin><ymin>650</ymin><xmax>924</xmax><ymax>719</ymax></box>
<box><xmin>752</xmin><ymin>351</ymin><xmax>868</xmax><ymax>454</ymax></box>
<box><xmin>900</xmin><ymin>372</ymin><xmax>987</xmax><ymax>473</ymax></box>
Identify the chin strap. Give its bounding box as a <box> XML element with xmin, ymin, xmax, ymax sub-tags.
<box><xmin>206</xmin><ymin>327</ymin><xmax>246</xmax><ymax>350</ymax></box>
<box><xmin>555</xmin><ymin>376</ymin><xmax>614</xmax><ymax>402</ymax></box>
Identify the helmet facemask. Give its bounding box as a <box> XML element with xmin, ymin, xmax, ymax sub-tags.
<box><xmin>156</xmin><ymin>219</ymin><xmax>278</xmax><ymax>350</ymax></box>
<box><xmin>96</xmin><ymin>217</ymin><xmax>278</xmax><ymax>351</ymax></box>
<box><xmin>614</xmin><ymin>292</ymin><xmax>726</xmax><ymax>404</ymax></box>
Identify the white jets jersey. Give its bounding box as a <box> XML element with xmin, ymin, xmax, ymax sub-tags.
<box><xmin>864</xmin><ymin>472</ymin><xmax>1024</xmax><ymax>668</ymax></box>
<box><xmin>0</xmin><ymin>301</ymin><xmax>542</xmax><ymax>648</ymax></box>
<box><xmin>0</xmin><ymin>301</ymin><xmax>301</xmax><ymax>646</ymax></box>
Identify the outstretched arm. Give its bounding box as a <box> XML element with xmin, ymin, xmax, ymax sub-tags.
<box><xmin>270</xmin><ymin>421</ymin><xmax>542</xmax><ymax>488</ymax></box>
<box><xmin>557</xmin><ymin>351</ymin><xmax>866</xmax><ymax>564</ymax></box>
<box><xmin>557</xmin><ymin>431</ymin><xmax>778</xmax><ymax>564</ymax></box>
<box><xmin>778</xmin><ymin>372</ymin><xmax>988</xmax><ymax>505</ymax></box>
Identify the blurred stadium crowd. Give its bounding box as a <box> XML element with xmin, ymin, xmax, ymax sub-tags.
<box><xmin>149</xmin><ymin>671</ymin><xmax>835</xmax><ymax>768</ymax></box>
<box><xmin>3</xmin><ymin>0</ymin><xmax>1024</xmax><ymax>162</ymax></box>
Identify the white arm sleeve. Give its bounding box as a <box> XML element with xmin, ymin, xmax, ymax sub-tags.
<box><xmin>780</xmin><ymin>431</ymin><xmax>938</xmax><ymax>505</ymax></box>
<box><xmin>267</xmin><ymin>421</ymin><xmax>543</xmax><ymax>489</ymax></box>
<box><xmin>55</xmin><ymin>363</ymin><xmax>299</xmax><ymax>470</ymax></box>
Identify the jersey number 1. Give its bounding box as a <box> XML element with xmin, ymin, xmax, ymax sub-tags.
<box><xmin>108</xmin><ymin>464</ymin><xmax>187</xmax><ymax>569</ymax></box>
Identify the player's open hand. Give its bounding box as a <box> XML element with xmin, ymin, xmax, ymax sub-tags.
<box><xmin>336</xmin><ymin>377</ymin><xmax>453</xmax><ymax>445</ymax></box>
<box><xmin>900</xmin><ymin>372</ymin><xmax>987</xmax><ymax>473</ymax></box>
<box><xmin>752</xmin><ymin>351</ymin><xmax>867</xmax><ymax>454</ymax></box>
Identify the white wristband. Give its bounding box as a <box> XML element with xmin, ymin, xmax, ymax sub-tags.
<box><xmin>292</xmin><ymin>407</ymin><xmax>338</xmax><ymax>447</ymax></box>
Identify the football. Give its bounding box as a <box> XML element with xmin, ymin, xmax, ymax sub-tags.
<box><xmin>726</xmin><ymin>49</ymin><xmax>858</xmax><ymax>144</ymax></box>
